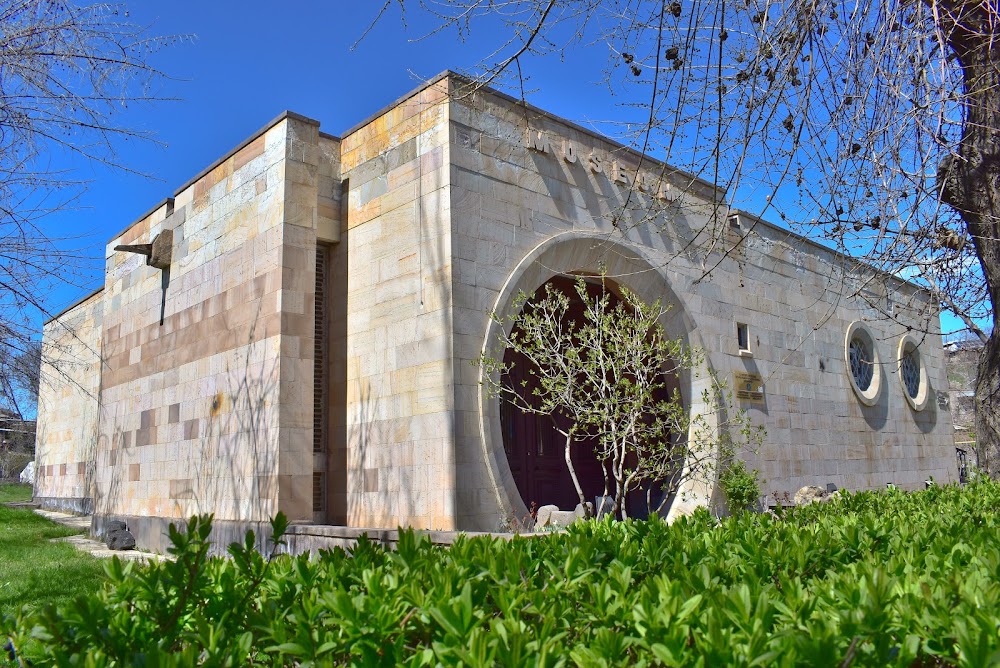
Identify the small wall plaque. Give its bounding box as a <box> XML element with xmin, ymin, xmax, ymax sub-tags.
<box><xmin>734</xmin><ymin>371</ymin><xmax>764</xmax><ymax>403</ymax></box>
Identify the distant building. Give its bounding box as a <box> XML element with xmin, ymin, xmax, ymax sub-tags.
<box><xmin>34</xmin><ymin>73</ymin><xmax>958</xmax><ymax>551</ymax></box>
<box><xmin>944</xmin><ymin>337</ymin><xmax>981</xmax><ymax>469</ymax></box>
<box><xmin>1</xmin><ymin>408</ymin><xmax>36</xmax><ymax>479</ymax></box>
<box><xmin>0</xmin><ymin>408</ymin><xmax>35</xmax><ymax>448</ymax></box>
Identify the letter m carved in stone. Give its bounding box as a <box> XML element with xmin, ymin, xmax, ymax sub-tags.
<box><xmin>525</xmin><ymin>129</ymin><xmax>551</xmax><ymax>154</ymax></box>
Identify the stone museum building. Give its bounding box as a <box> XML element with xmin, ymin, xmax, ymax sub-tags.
<box><xmin>33</xmin><ymin>72</ymin><xmax>958</xmax><ymax>549</ymax></box>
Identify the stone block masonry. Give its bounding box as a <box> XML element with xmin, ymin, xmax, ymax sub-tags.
<box><xmin>35</xmin><ymin>288</ymin><xmax>104</xmax><ymax>514</ymax></box>
<box><xmin>34</xmin><ymin>72</ymin><xmax>958</xmax><ymax>551</ymax></box>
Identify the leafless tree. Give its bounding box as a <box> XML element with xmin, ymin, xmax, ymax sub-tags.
<box><xmin>0</xmin><ymin>340</ymin><xmax>40</xmax><ymax>420</ymax></box>
<box><xmin>0</xmin><ymin>340</ymin><xmax>38</xmax><ymax>474</ymax></box>
<box><xmin>0</xmin><ymin>0</ymin><xmax>180</xmax><ymax>386</ymax></box>
<box><xmin>369</xmin><ymin>0</ymin><xmax>1000</xmax><ymax>472</ymax></box>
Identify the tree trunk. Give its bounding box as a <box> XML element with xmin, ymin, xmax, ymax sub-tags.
<box><xmin>562</xmin><ymin>431</ymin><xmax>588</xmax><ymax>513</ymax></box>
<box><xmin>613</xmin><ymin>476</ymin><xmax>624</xmax><ymax>520</ymax></box>
<box><xmin>931</xmin><ymin>0</ymin><xmax>1000</xmax><ymax>473</ymax></box>
<box><xmin>975</xmin><ymin>333</ymin><xmax>1000</xmax><ymax>474</ymax></box>
<box><xmin>613</xmin><ymin>440</ymin><xmax>627</xmax><ymax>519</ymax></box>
<box><xmin>619</xmin><ymin>470</ymin><xmax>640</xmax><ymax>521</ymax></box>
<box><xmin>653</xmin><ymin>485</ymin><xmax>672</xmax><ymax>517</ymax></box>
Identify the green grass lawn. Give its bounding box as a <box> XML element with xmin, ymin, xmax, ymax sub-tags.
<box><xmin>0</xmin><ymin>482</ymin><xmax>31</xmax><ymax>504</ymax></box>
<box><xmin>0</xmin><ymin>483</ymin><xmax>107</xmax><ymax>623</ymax></box>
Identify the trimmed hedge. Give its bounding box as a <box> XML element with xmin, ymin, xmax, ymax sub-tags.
<box><xmin>6</xmin><ymin>480</ymin><xmax>1000</xmax><ymax>666</ymax></box>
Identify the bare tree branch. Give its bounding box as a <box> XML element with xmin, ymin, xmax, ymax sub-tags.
<box><xmin>0</xmin><ymin>0</ymin><xmax>184</xmax><ymax>397</ymax></box>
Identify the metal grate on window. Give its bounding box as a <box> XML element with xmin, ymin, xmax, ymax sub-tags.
<box><xmin>314</xmin><ymin>247</ymin><xmax>326</xmax><ymax>454</ymax></box>
<box><xmin>313</xmin><ymin>471</ymin><xmax>324</xmax><ymax>512</ymax></box>
<box><xmin>901</xmin><ymin>348</ymin><xmax>920</xmax><ymax>399</ymax></box>
<box><xmin>849</xmin><ymin>337</ymin><xmax>874</xmax><ymax>391</ymax></box>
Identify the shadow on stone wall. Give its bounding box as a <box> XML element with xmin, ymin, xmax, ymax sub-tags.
<box><xmin>348</xmin><ymin>377</ymin><xmax>376</xmax><ymax>524</ymax></box>
<box><xmin>192</xmin><ymin>304</ymin><xmax>279</xmax><ymax>522</ymax></box>
<box><xmin>92</xmin><ymin>298</ymin><xmax>280</xmax><ymax>537</ymax></box>
<box><xmin>913</xmin><ymin>379</ymin><xmax>939</xmax><ymax>435</ymax></box>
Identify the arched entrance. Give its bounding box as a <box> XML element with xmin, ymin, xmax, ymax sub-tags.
<box><xmin>498</xmin><ymin>275</ymin><xmax>678</xmax><ymax>517</ymax></box>
<box><xmin>479</xmin><ymin>232</ymin><xmax>715</xmax><ymax>525</ymax></box>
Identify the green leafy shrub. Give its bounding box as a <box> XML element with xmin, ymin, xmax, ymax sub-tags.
<box><xmin>719</xmin><ymin>459</ymin><xmax>761</xmax><ymax>513</ymax></box>
<box><xmin>8</xmin><ymin>481</ymin><xmax>1000</xmax><ymax>665</ymax></box>
<box><xmin>4</xmin><ymin>513</ymin><xmax>288</xmax><ymax>667</ymax></box>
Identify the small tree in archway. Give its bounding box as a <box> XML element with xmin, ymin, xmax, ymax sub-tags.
<box><xmin>481</xmin><ymin>274</ymin><xmax>761</xmax><ymax>519</ymax></box>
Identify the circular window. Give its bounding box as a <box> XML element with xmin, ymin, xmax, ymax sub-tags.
<box><xmin>844</xmin><ymin>321</ymin><xmax>882</xmax><ymax>405</ymax></box>
<box><xmin>897</xmin><ymin>334</ymin><xmax>929</xmax><ymax>411</ymax></box>
<box><xmin>849</xmin><ymin>337</ymin><xmax>874</xmax><ymax>390</ymax></box>
<box><xmin>901</xmin><ymin>350</ymin><xmax>919</xmax><ymax>398</ymax></box>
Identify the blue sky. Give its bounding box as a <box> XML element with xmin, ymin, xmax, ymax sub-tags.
<box><xmin>39</xmin><ymin>1</ymin><xmax>618</xmax><ymax>320</ymax></box>
<box><xmin>34</xmin><ymin>1</ymin><xmax>976</xmax><ymax>338</ymax></box>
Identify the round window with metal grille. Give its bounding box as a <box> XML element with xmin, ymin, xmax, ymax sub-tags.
<box><xmin>901</xmin><ymin>349</ymin><xmax>920</xmax><ymax>398</ymax></box>
<box><xmin>897</xmin><ymin>334</ymin><xmax>929</xmax><ymax>411</ymax></box>
<box><xmin>845</xmin><ymin>321</ymin><xmax>882</xmax><ymax>406</ymax></box>
<box><xmin>849</xmin><ymin>337</ymin><xmax>874</xmax><ymax>391</ymax></box>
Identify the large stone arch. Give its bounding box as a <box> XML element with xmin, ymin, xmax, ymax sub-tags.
<box><xmin>477</xmin><ymin>231</ymin><xmax>721</xmax><ymax>523</ymax></box>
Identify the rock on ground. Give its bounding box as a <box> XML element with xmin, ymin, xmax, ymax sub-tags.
<box><xmin>534</xmin><ymin>502</ymin><xmax>593</xmax><ymax>529</ymax></box>
<box><xmin>104</xmin><ymin>520</ymin><xmax>136</xmax><ymax>551</ymax></box>
<box><xmin>794</xmin><ymin>485</ymin><xmax>841</xmax><ymax>505</ymax></box>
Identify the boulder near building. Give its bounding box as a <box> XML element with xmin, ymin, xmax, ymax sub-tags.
<box><xmin>34</xmin><ymin>72</ymin><xmax>958</xmax><ymax>550</ymax></box>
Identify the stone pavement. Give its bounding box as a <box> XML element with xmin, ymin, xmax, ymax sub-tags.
<box><xmin>32</xmin><ymin>507</ymin><xmax>166</xmax><ymax>563</ymax></box>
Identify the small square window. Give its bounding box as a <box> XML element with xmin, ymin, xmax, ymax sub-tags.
<box><xmin>737</xmin><ymin>322</ymin><xmax>751</xmax><ymax>353</ymax></box>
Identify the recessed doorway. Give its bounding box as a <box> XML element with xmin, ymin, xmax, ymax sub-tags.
<box><xmin>499</xmin><ymin>275</ymin><xmax>678</xmax><ymax>517</ymax></box>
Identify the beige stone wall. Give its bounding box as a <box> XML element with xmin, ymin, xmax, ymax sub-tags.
<box><xmin>721</xmin><ymin>217</ymin><xmax>954</xmax><ymax>500</ymax></box>
<box><xmin>338</xmin><ymin>78</ymin><xmax>457</xmax><ymax>530</ymax></box>
<box><xmin>92</xmin><ymin>114</ymin><xmax>337</xmax><ymax>525</ymax></box>
<box><xmin>33</xmin><ymin>72</ymin><xmax>958</xmax><ymax>538</ymax></box>
<box><xmin>34</xmin><ymin>289</ymin><xmax>104</xmax><ymax>512</ymax></box>
<box><xmin>446</xmin><ymin>83</ymin><xmax>957</xmax><ymax>528</ymax></box>
<box><xmin>447</xmin><ymin>87</ymin><xmax>724</xmax><ymax>528</ymax></box>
